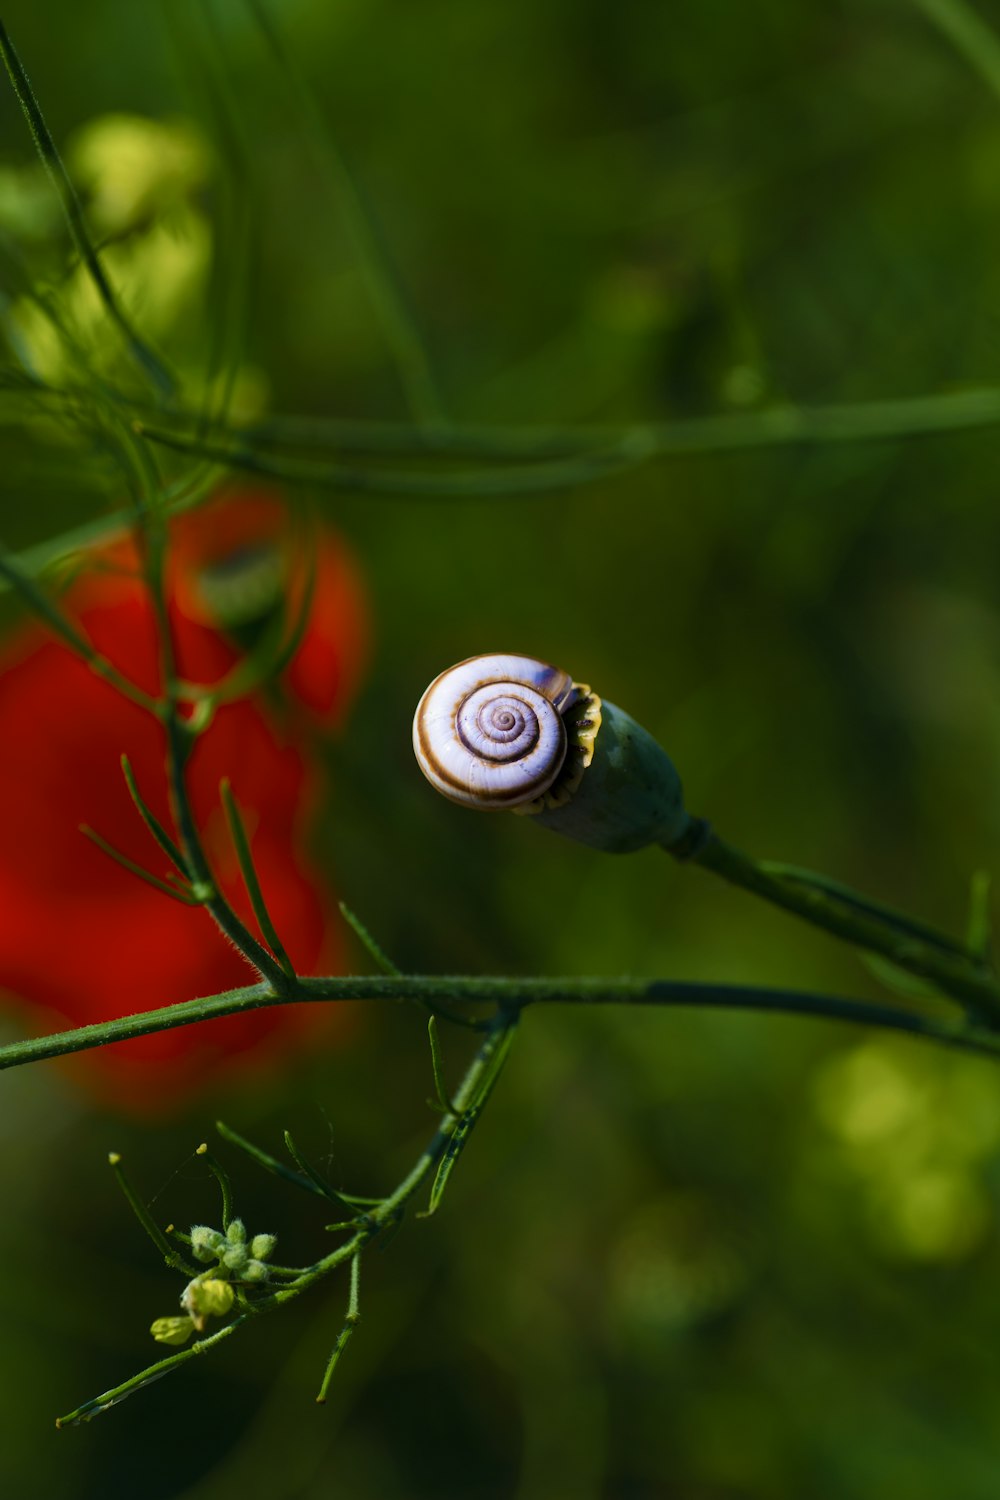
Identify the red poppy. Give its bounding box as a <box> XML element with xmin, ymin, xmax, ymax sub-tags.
<box><xmin>0</xmin><ymin>492</ymin><xmax>368</xmax><ymax>1114</ymax></box>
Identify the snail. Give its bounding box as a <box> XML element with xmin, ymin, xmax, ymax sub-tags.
<box><xmin>412</xmin><ymin>653</ymin><xmax>693</xmax><ymax>854</ymax></box>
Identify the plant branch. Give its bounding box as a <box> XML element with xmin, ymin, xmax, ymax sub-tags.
<box><xmin>114</xmin><ymin>415</ymin><xmax>299</xmax><ymax>997</ymax></box>
<box><xmin>56</xmin><ymin>1009</ymin><xmax>518</xmax><ymax>1424</ymax></box>
<box><xmin>2</xmin><ymin>971</ymin><xmax>996</xmax><ymax>1075</ymax></box>
<box><xmin>56</xmin><ymin>1315</ymin><xmax>251</xmax><ymax>1427</ymax></box>
<box><xmin>160</xmin><ymin>707</ymin><xmax>295</xmax><ymax>992</ymax></box>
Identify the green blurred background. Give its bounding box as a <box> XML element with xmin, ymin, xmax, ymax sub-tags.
<box><xmin>4</xmin><ymin>0</ymin><xmax>1000</xmax><ymax>1495</ymax></box>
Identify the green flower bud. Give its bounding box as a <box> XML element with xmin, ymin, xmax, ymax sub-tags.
<box><xmin>181</xmin><ymin>1277</ymin><xmax>235</xmax><ymax>1330</ymax></box>
<box><xmin>250</xmin><ymin>1233</ymin><xmax>277</xmax><ymax>1262</ymax></box>
<box><xmin>151</xmin><ymin>1315</ymin><xmax>194</xmax><ymax>1347</ymax></box>
<box><xmin>413</xmin><ymin>654</ymin><xmax>692</xmax><ymax>854</ymax></box>
<box><xmin>242</xmin><ymin>1259</ymin><xmax>270</xmax><ymax>1284</ymax></box>
<box><xmin>190</xmin><ymin>1225</ymin><xmax>226</xmax><ymax>1263</ymax></box>
<box><xmin>222</xmin><ymin>1243</ymin><xmax>248</xmax><ymax>1272</ymax></box>
<box><xmin>226</xmin><ymin>1218</ymin><xmax>247</xmax><ymax>1244</ymax></box>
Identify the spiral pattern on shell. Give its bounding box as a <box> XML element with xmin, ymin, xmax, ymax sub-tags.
<box><xmin>413</xmin><ymin>653</ymin><xmax>580</xmax><ymax>809</ymax></box>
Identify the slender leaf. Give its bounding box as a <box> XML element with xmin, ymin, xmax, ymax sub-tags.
<box><xmin>196</xmin><ymin>1142</ymin><xmax>234</xmax><ymax>1231</ymax></box>
<box><xmin>424</xmin><ymin>1020</ymin><xmax>517</xmax><ymax>1217</ymax></box>
<box><xmin>107</xmin><ymin>1152</ymin><xmax>197</xmax><ymax>1275</ymax></box>
<box><xmin>339</xmin><ymin>901</ymin><xmax>401</xmax><ymax>977</ymax></box>
<box><xmin>283</xmin><ymin>1130</ymin><xmax>357</xmax><ymax>1214</ymax></box>
<box><xmin>219</xmin><ymin>779</ymin><xmax>295</xmax><ymax>976</ymax></box>
<box><xmin>859</xmin><ymin>952</ymin><xmax>946</xmax><ymax>1003</ymax></box>
<box><xmin>120</xmin><ymin>755</ymin><xmax>188</xmax><ymax>874</ymax></box>
<box><xmin>216</xmin><ymin>1119</ymin><xmax>324</xmax><ymax>1198</ymax></box>
<box><xmin>761</xmin><ymin>861</ymin><xmax>971</xmax><ymax>959</ymax></box>
<box><xmin>80</xmin><ymin>825</ymin><xmax>200</xmax><ymax>904</ymax></box>
<box><xmin>427</xmin><ymin>1016</ymin><xmax>458</xmax><ymax>1115</ymax></box>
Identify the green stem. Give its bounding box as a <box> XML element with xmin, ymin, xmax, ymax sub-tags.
<box><xmin>56</xmin><ymin>1315</ymin><xmax>251</xmax><ymax>1427</ymax></box>
<box><xmin>686</xmin><ymin>832</ymin><xmax>1000</xmax><ymax>1022</ymax></box>
<box><xmin>113</xmin><ymin>413</ymin><xmax>297</xmax><ymax>998</ymax></box>
<box><xmin>107</xmin><ymin>1152</ymin><xmax>198</xmax><ymax>1276</ymax></box>
<box><xmin>1</xmin><ymin>971</ymin><xmax>995</xmax><ymax>1074</ymax></box>
<box><xmin>162</xmin><ymin>712</ymin><xmax>293</xmax><ymax>991</ymax></box>
<box><xmin>170</xmin><ymin>752</ymin><xmax>291</xmax><ymax>986</ymax></box>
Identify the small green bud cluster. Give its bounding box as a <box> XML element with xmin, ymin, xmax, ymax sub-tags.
<box><xmin>150</xmin><ymin>1220</ymin><xmax>277</xmax><ymax>1346</ymax></box>
<box><xmin>190</xmin><ymin>1219</ymin><xmax>277</xmax><ymax>1283</ymax></box>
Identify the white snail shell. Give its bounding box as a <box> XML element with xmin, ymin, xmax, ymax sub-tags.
<box><xmin>412</xmin><ymin>653</ymin><xmax>581</xmax><ymax>809</ymax></box>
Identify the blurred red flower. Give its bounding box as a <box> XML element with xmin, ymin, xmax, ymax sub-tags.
<box><xmin>0</xmin><ymin>491</ymin><xmax>368</xmax><ymax>1114</ymax></box>
<box><xmin>168</xmin><ymin>490</ymin><xmax>367</xmax><ymax>726</ymax></box>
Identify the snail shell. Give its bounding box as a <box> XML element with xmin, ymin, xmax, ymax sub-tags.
<box><xmin>412</xmin><ymin>653</ymin><xmax>587</xmax><ymax>810</ymax></box>
<box><xmin>414</xmin><ymin>651</ymin><xmax>692</xmax><ymax>853</ymax></box>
